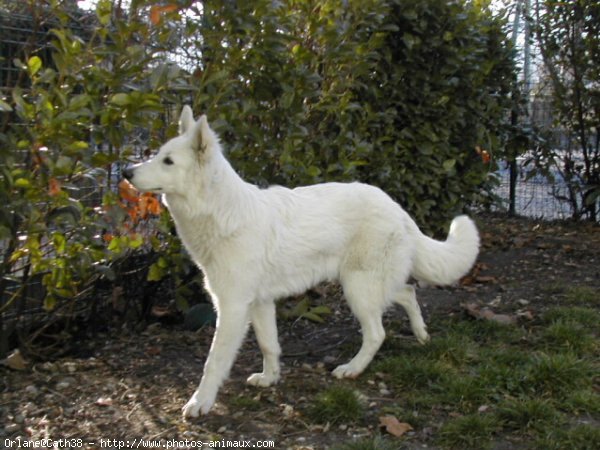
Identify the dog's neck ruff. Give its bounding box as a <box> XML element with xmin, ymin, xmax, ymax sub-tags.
<box><xmin>164</xmin><ymin>151</ymin><xmax>261</xmax><ymax>264</ymax></box>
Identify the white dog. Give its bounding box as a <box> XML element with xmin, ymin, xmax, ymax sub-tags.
<box><xmin>123</xmin><ymin>106</ymin><xmax>479</xmax><ymax>418</ymax></box>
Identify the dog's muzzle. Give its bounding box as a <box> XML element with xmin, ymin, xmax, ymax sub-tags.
<box><xmin>122</xmin><ymin>167</ymin><xmax>135</xmax><ymax>181</ymax></box>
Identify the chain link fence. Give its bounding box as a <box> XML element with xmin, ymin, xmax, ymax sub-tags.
<box><xmin>494</xmin><ymin>160</ymin><xmax>575</xmax><ymax>220</ymax></box>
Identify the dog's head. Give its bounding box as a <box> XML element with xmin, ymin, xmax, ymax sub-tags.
<box><xmin>123</xmin><ymin>106</ymin><xmax>220</xmax><ymax>196</ymax></box>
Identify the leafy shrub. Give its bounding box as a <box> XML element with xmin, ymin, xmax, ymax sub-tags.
<box><xmin>1</xmin><ymin>0</ymin><xmax>518</xmax><ymax>354</ymax></box>
<box><xmin>0</xmin><ymin>1</ymin><xmax>187</xmax><ymax>354</ymax></box>
<box><xmin>182</xmin><ymin>0</ymin><xmax>517</xmax><ymax>233</ymax></box>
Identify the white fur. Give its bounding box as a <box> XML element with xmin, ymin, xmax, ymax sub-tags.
<box><xmin>124</xmin><ymin>106</ymin><xmax>480</xmax><ymax>418</ymax></box>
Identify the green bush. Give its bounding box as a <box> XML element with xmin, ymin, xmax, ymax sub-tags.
<box><xmin>184</xmin><ymin>0</ymin><xmax>517</xmax><ymax>233</ymax></box>
<box><xmin>1</xmin><ymin>0</ymin><xmax>517</xmax><ymax>353</ymax></box>
<box><xmin>0</xmin><ymin>0</ymin><xmax>188</xmax><ymax>354</ymax></box>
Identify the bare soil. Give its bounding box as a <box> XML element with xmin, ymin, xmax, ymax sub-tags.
<box><xmin>1</xmin><ymin>215</ymin><xmax>599</xmax><ymax>449</ymax></box>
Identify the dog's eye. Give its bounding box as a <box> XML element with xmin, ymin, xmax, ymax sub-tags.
<box><xmin>163</xmin><ymin>157</ymin><xmax>174</xmax><ymax>165</ymax></box>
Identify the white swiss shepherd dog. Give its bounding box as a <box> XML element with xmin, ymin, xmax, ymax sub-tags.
<box><xmin>123</xmin><ymin>106</ymin><xmax>480</xmax><ymax>418</ymax></box>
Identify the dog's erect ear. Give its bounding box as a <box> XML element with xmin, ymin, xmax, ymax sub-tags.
<box><xmin>199</xmin><ymin>115</ymin><xmax>211</xmax><ymax>140</ymax></box>
<box><xmin>179</xmin><ymin>105</ymin><xmax>195</xmax><ymax>135</ymax></box>
<box><xmin>194</xmin><ymin>114</ymin><xmax>218</xmax><ymax>154</ymax></box>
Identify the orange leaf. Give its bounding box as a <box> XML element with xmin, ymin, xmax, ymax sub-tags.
<box><xmin>150</xmin><ymin>4</ymin><xmax>178</xmax><ymax>25</ymax></box>
<box><xmin>149</xmin><ymin>6</ymin><xmax>161</xmax><ymax>25</ymax></box>
<box><xmin>119</xmin><ymin>179</ymin><xmax>140</xmax><ymax>203</ymax></box>
<box><xmin>143</xmin><ymin>193</ymin><xmax>162</xmax><ymax>215</ymax></box>
<box><xmin>138</xmin><ymin>196</ymin><xmax>149</xmax><ymax>219</ymax></box>
<box><xmin>48</xmin><ymin>178</ymin><xmax>62</xmax><ymax>196</ymax></box>
<box><xmin>481</xmin><ymin>150</ymin><xmax>491</xmax><ymax>164</ymax></box>
<box><xmin>127</xmin><ymin>206</ymin><xmax>139</xmax><ymax>223</ymax></box>
<box><xmin>149</xmin><ymin>199</ymin><xmax>162</xmax><ymax>215</ymax></box>
<box><xmin>475</xmin><ymin>145</ymin><xmax>491</xmax><ymax>164</ymax></box>
<box><xmin>379</xmin><ymin>415</ymin><xmax>413</xmax><ymax>438</ymax></box>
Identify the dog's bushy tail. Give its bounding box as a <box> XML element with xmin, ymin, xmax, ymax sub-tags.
<box><xmin>411</xmin><ymin>215</ymin><xmax>480</xmax><ymax>286</ymax></box>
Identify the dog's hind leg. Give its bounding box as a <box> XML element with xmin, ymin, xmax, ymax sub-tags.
<box><xmin>247</xmin><ymin>301</ymin><xmax>281</xmax><ymax>387</ymax></box>
<box><xmin>395</xmin><ymin>285</ymin><xmax>430</xmax><ymax>344</ymax></box>
<box><xmin>333</xmin><ymin>272</ymin><xmax>386</xmax><ymax>379</ymax></box>
<box><xmin>182</xmin><ymin>301</ymin><xmax>250</xmax><ymax>418</ymax></box>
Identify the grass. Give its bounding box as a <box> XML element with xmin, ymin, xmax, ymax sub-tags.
<box><xmin>525</xmin><ymin>352</ymin><xmax>594</xmax><ymax>397</ymax></box>
<box><xmin>541</xmin><ymin>305</ymin><xmax>600</xmax><ymax>329</ymax></box>
<box><xmin>564</xmin><ymin>390</ymin><xmax>600</xmax><ymax>416</ymax></box>
<box><xmin>307</xmin><ymin>385</ymin><xmax>364</xmax><ymax>425</ymax></box>
<box><xmin>438</xmin><ymin>413</ymin><xmax>499</xmax><ymax>449</ymax></box>
<box><xmin>540</xmin><ymin>320</ymin><xmax>597</xmax><ymax>355</ymax></box>
<box><xmin>496</xmin><ymin>398</ymin><xmax>559</xmax><ymax>431</ymax></box>
<box><xmin>229</xmin><ymin>394</ymin><xmax>262</xmax><ymax>411</ymax></box>
<box><xmin>313</xmin><ymin>297</ymin><xmax>600</xmax><ymax>449</ymax></box>
<box><xmin>535</xmin><ymin>424</ymin><xmax>600</xmax><ymax>450</ymax></box>
<box><xmin>375</xmin><ymin>355</ymin><xmax>448</xmax><ymax>390</ymax></box>
<box><xmin>564</xmin><ymin>285</ymin><xmax>599</xmax><ymax>306</ymax></box>
<box><xmin>540</xmin><ymin>284</ymin><xmax>599</xmax><ymax>304</ymax></box>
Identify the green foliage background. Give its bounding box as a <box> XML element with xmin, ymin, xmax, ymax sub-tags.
<box><xmin>192</xmin><ymin>0</ymin><xmax>516</xmax><ymax>231</ymax></box>
<box><xmin>0</xmin><ymin>0</ymin><xmax>517</xmax><ymax>351</ymax></box>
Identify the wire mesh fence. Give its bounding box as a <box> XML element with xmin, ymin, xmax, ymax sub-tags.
<box><xmin>493</xmin><ymin>160</ymin><xmax>577</xmax><ymax>221</ymax></box>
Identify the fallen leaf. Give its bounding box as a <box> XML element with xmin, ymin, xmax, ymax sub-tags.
<box><xmin>461</xmin><ymin>302</ymin><xmax>517</xmax><ymax>325</ymax></box>
<box><xmin>479</xmin><ymin>308</ymin><xmax>498</xmax><ymax>320</ymax></box>
<box><xmin>462</xmin><ymin>302</ymin><xmax>482</xmax><ymax>318</ymax></box>
<box><xmin>517</xmin><ymin>310</ymin><xmax>535</xmax><ymax>320</ymax></box>
<box><xmin>487</xmin><ymin>312</ymin><xmax>517</xmax><ymax>325</ymax></box>
<box><xmin>96</xmin><ymin>397</ymin><xmax>113</xmax><ymax>407</ymax></box>
<box><xmin>379</xmin><ymin>415</ymin><xmax>413</xmax><ymax>438</ymax></box>
<box><xmin>460</xmin><ymin>262</ymin><xmax>491</xmax><ymax>286</ymax></box>
<box><xmin>1</xmin><ymin>349</ymin><xmax>27</xmax><ymax>370</ymax></box>
<box><xmin>280</xmin><ymin>403</ymin><xmax>296</xmax><ymax>419</ymax></box>
<box><xmin>460</xmin><ymin>275</ymin><xmax>476</xmax><ymax>286</ymax></box>
<box><xmin>150</xmin><ymin>305</ymin><xmax>171</xmax><ymax>318</ymax></box>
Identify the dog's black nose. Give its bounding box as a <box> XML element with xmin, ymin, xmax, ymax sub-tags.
<box><xmin>122</xmin><ymin>167</ymin><xmax>134</xmax><ymax>180</ymax></box>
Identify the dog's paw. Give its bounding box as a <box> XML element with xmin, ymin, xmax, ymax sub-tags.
<box><xmin>182</xmin><ymin>395</ymin><xmax>214</xmax><ymax>419</ymax></box>
<box><xmin>246</xmin><ymin>372</ymin><xmax>280</xmax><ymax>387</ymax></box>
<box><xmin>332</xmin><ymin>363</ymin><xmax>361</xmax><ymax>379</ymax></box>
<box><xmin>414</xmin><ymin>328</ymin><xmax>430</xmax><ymax>345</ymax></box>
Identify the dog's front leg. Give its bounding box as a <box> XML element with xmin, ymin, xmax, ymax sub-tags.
<box><xmin>182</xmin><ymin>302</ymin><xmax>249</xmax><ymax>418</ymax></box>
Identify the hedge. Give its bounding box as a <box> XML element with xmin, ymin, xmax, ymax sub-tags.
<box><xmin>0</xmin><ymin>0</ymin><xmax>517</xmax><ymax>355</ymax></box>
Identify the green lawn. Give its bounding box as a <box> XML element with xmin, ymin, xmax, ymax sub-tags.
<box><xmin>310</xmin><ymin>286</ymin><xmax>600</xmax><ymax>449</ymax></box>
